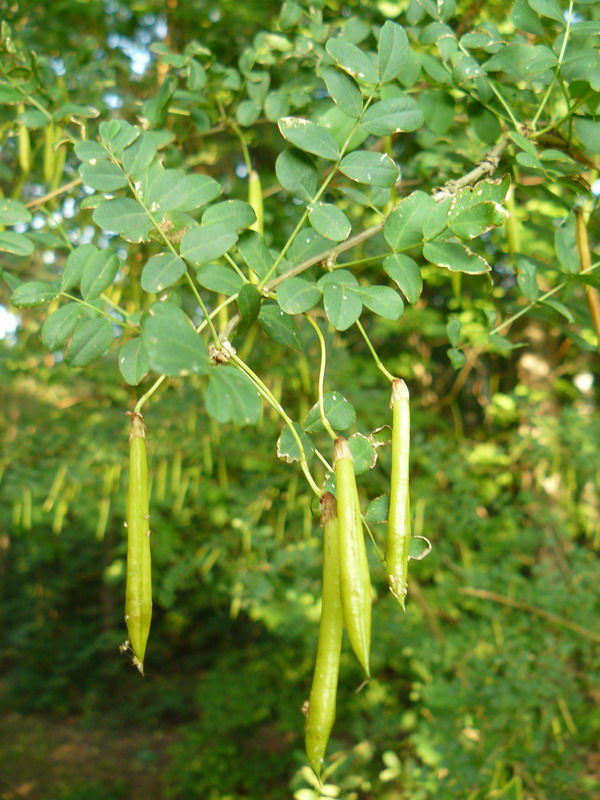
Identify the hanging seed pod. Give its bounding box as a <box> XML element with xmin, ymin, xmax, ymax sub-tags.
<box><xmin>305</xmin><ymin>492</ymin><xmax>343</xmax><ymax>780</ymax></box>
<box><xmin>155</xmin><ymin>457</ymin><xmax>168</xmax><ymax>503</ymax></box>
<box><xmin>334</xmin><ymin>437</ymin><xmax>371</xmax><ymax>677</ymax></box>
<box><xmin>124</xmin><ymin>412</ymin><xmax>152</xmax><ymax>675</ymax></box>
<box><xmin>43</xmin><ymin>463</ymin><xmax>68</xmax><ymax>512</ymax></box>
<box><xmin>170</xmin><ymin>449</ymin><xmax>182</xmax><ymax>497</ymax></box>
<box><xmin>386</xmin><ymin>379</ymin><xmax>411</xmax><ymax>609</ymax></box>
<box><xmin>248</xmin><ymin>168</ymin><xmax>264</xmax><ymax>236</ymax></box>
<box><xmin>95</xmin><ymin>497</ymin><xmax>111</xmax><ymax>541</ymax></box>
<box><xmin>22</xmin><ymin>487</ymin><xmax>32</xmax><ymax>531</ymax></box>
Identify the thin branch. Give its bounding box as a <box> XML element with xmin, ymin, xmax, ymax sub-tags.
<box><xmin>25</xmin><ymin>178</ymin><xmax>83</xmax><ymax>209</ymax></box>
<box><xmin>459</xmin><ymin>587</ymin><xmax>600</xmax><ymax>644</ymax></box>
<box><xmin>575</xmin><ymin>207</ymin><xmax>600</xmax><ymax>352</ymax></box>
<box><xmin>218</xmin><ymin>137</ymin><xmax>511</xmax><ymax>341</ymax></box>
<box><xmin>431</xmin><ymin>138</ymin><xmax>509</xmax><ymax>201</ymax></box>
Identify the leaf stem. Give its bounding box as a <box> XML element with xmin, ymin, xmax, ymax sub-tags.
<box><xmin>258</xmin><ymin>87</ymin><xmax>379</xmax><ymax>290</ymax></box>
<box><xmin>489</xmin><ymin>260</ymin><xmax>600</xmax><ymax>337</ymax></box>
<box><xmin>106</xmin><ymin>149</ymin><xmax>221</xmax><ymax>347</ymax></box>
<box><xmin>230</xmin><ymin>353</ymin><xmax>323</xmax><ymax>497</ymax></box>
<box><xmin>530</xmin><ymin>0</ymin><xmax>574</xmax><ymax>130</ymax></box>
<box><xmin>459</xmin><ymin>586</ymin><xmax>600</xmax><ymax>643</ymax></box>
<box><xmin>61</xmin><ymin>292</ymin><xmax>138</xmax><ymax>333</ymax></box>
<box><xmin>355</xmin><ymin>319</ymin><xmax>396</xmax><ymax>382</ymax></box>
<box><xmin>134</xmin><ymin>375</ymin><xmax>167</xmax><ymax>413</ymax></box>
<box><xmin>304</xmin><ymin>314</ymin><xmax>337</xmax><ymax>440</ymax></box>
<box><xmin>134</xmin><ymin>294</ymin><xmax>240</xmax><ymax>414</ymax></box>
<box><xmin>224</xmin><ymin>252</ymin><xmax>250</xmax><ymax>283</ymax></box>
<box><xmin>25</xmin><ymin>178</ymin><xmax>82</xmax><ymax>209</ymax></box>
<box><xmin>230</xmin><ymin>121</ymin><xmax>253</xmax><ymax>174</ymax></box>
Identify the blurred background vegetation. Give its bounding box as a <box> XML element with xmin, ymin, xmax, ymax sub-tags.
<box><xmin>1</xmin><ymin>1</ymin><xmax>599</xmax><ymax>799</ymax></box>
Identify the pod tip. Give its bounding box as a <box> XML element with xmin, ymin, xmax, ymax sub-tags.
<box><xmin>391</xmin><ymin>378</ymin><xmax>409</xmax><ymax>407</ymax></box>
<box><xmin>333</xmin><ymin>436</ymin><xmax>352</xmax><ymax>464</ymax></box>
<box><xmin>128</xmin><ymin>411</ymin><xmax>146</xmax><ymax>441</ymax></box>
<box><xmin>389</xmin><ymin>577</ymin><xmax>408</xmax><ymax>611</ymax></box>
<box><xmin>320</xmin><ymin>492</ymin><xmax>337</xmax><ymax>527</ymax></box>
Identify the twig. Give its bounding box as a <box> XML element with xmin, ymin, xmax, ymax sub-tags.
<box><xmin>219</xmin><ymin>137</ymin><xmax>511</xmax><ymax>340</ymax></box>
<box><xmin>25</xmin><ymin>177</ymin><xmax>82</xmax><ymax>209</ymax></box>
<box><xmin>575</xmin><ymin>207</ymin><xmax>600</xmax><ymax>352</ymax></box>
<box><xmin>431</xmin><ymin>138</ymin><xmax>509</xmax><ymax>201</ymax></box>
<box><xmin>459</xmin><ymin>587</ymin><xmax>600</xmax><ymax>643</ymax></box>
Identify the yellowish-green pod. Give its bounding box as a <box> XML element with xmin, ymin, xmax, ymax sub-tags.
<box><xmin>43</xmin><ymin>123</ymin><xmax>56</xmax><ymax>186</ymax></box>
<box><xmin>95</xmin><ymin>496</ymin><xmax>111</xmax><ymax>541</ymax></box>
<box><xmin>386</xmin><ymin>379</ymin><xmax>411</xmax><ymax>609</ymax></box>
<box><xmin>305</xmin><ymin>492</ymin><xmax>343</xmax><ymax>779</ymax></box>
<box><xmin>125</xmin><ymin>412</ymin><xmax>152</xmax><ymax>675</ymax></box>
<box><xmin>248</xmin><ymin>168</ymin><xmax>264</xmax><ymax>236</ymax></box>
<box><xmin>43</xmin><ymin>463</ymin><xmax>68</xmax><ymax>513</ymax></box>
<box><xmin>22</xmin><ymin>487</ymin><xmax>32</xmax><ymax>531</ymax></box>
<box><xmin>334</xmin><ymin>437</ymin><xmax>371</xmax><ymax>677</ymax></box>
<box><xmin>18</xmin><ymin>114</ymin><xmax>31</xmax><ymax>176</ymax></box>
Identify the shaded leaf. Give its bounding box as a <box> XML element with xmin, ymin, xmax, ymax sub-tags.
<box><xmin>65</xmin><ymin>317</ymin><xmax>114</xmax><ymax>367</ymax></box>
<box><xmin>196</xmin><ymin>264</ymin><xmax>243</xmax><ymax>294</ymax></box>
<box><xmin>12</xmin><ymin>280</ymin><xmax>60</xmax><ymax>308</ymax></box>
<box><xmin>277</xmin><ymin>422</ymin><xmax>315</xmax><ymax>462</ymax></box>
<box><xmin>325</xmin><ymin>38</ymin><xmax>379</xmax><ymax>84</ymax></box>
<box><xmin>0</xmin><ymin>198</ymin><xmax>32</xmax><ymax>226</ymax></box>
<box><xmin>304</xmin><ymin>391</ymin><xmax>356</xmax><ymax>433</ymax></box>
<box><xmin>203</xmin><ymin>199</ymin><xmax>256</xmax><ymax>231</ymax></box>
<box><xmin>80</xmin><ymin>249</ymin><xmax>120</xmax><ymax>300</ymax></box>
<box><xmin>384</xmin><ymin>191</ymin><xmax>434</xmax><ymax>250</ymax></box>
<box><xmin>122</xmin><ymin>132</ymin><xmax>158</xmax><ymax>176</ymax></box>
<box><xmin>277</xmin><ymin>277</ymin><xmax>322</xmax><ymax>314</ymax></box>
<box><xmin>366</xmin><ymin>494</ymin><xmax>389</xmax><ymax>523</ymax></box>
<box><xmin>141</xmin><ymin>252</ymin><xmax>186</xmax><ymax>293</ymax></box>
<box><xmin>321</xmin><ymin>65</ymin><xmax>363</xmax><ymax>118</ymax></box>
<box><xmin>237</xmin><ymin>231</ymin><xmax>274</xmax><ymax>281</ymax></box>
<box><xmin>79</xmin><ymin>160</ymin><xmax>128</xmax><ymax>192</ymax></box>
<box><xmin>339</xmin><ymin>150</ymin><xmax>398</xmax><ymax>187</ymax></box>
<box><xmin>308</xmin><ymin>202</ymin><xmax>351</xmax><ymax>242</ymax></box>
<box><xmin>41</xmin><ymin>302</ymin><xmax>83</xmax><ymax>350</ymax></box>
<box><xmin>0</xmin><ymin>231</ymin><xmax>35</xmax><ymax>257</ymax></box>
<box><xmin>278</xmin><ymin>117</ymin><xmax>340</xmax><ymax>160</ymax></box>
<box><xmin>378</xmin><ymin>21</ymin><xmax>410</xmax><ymax>82</ymax></box>
<box><xmin>92</xmin><ymin>198</ymin><xmax>152</xmax><ymax>239</ymax></box>
<box><xmin>348</xmin><ymin>432</ymin><xmax>377</xmax><ymax>474</ymax></box>
<box><xmin>141</xmin><ymin>303</ymin><xmax>210</xmax><ymax>376</ymax></box>
<box><xmin>449</xmin><ymin>202</ymin><xmax>507</xmax><ymax>240</ymax></box>
<box><xmin>423</xmin><ymin>241</ymin><xmax>491</xmax><ymax>273</ymax></box>
<box><xmin>323</xmin><ymin>281</ymin><xmax>362</xmax><ymax>331</ymax></box>
<box><xmin>258</xmin><ymin>303</ymin><xmax>303</xmax><ymax>351</ymax></box>
<box><xmin>383</xmin><ymin>254</ymin><xmax>423</xmax><ymax>303</ymax></box>
<box><xmin>206</xmin><ymin>366</ymin><xmax>261</xmax><ymax>425</ymax></box>
<box><xmin>361</xmin><ymin>97</ymin><xmax>424</xmax><ymax>136</ymax></box>
<box><xmin>236</xmin><ymin>283</ymin><xmax>261</xmax><ymax>337</ymax></box>
<box><xmin>118</xmin><ymin>337</ymin><xmax>150</xmax><ymax>386</ymax></box>
<box><xmin>275</xmin><ymin>148</ymin><xmax>318</xmax><ymax>201</ymax></box>
<box><xmin>180</xmin><ymin>223</ymin><xmax>239</xmax><ymax>265</ymax></box>
<box><xmin>358</xmin><ymin>285</ymin><xmax>404</xmax><ymax>320</ymax></box>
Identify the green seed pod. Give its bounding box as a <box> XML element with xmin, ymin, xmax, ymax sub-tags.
<box><xmin>22</xmin><ymin>487</ymin><xmax>32</xmax><ymax>531</ymax></box>
<box><xmin>248</xmin><ymin>168</ymin><xmax>264</xmax><ymax>236</ymax></box>
<box><xmin>155</xmin><ymin>457</ymin><xmax>168</xmax><ymax>503</ymax></box>
<box><xmin>43</xmin><ymin>463</ymin><xmax>68</xmax><ymax>513</ymax></box>
<box><xmin>386</xmin><ymin>379</ymin><xmax>411</xmax><ymax>609</ymax></box>
<box><xmin>18</xmin><ymin>120</ymin><xmax>31</xmax><ymax>176</ymax></box>
<box><xmin>43</xmin><ymin>123</ymin><xmax>56</xmax><ymax>186</ymax></box>
<box><xmin>125</xmin><ymin>412</ymin><xmax>152</xmax><ymax>675</ymax></box>
<box><xmin>305</xmin><ymin>492</ymin><xmax>343</xmax><ymax>779</ymax></box>
<box><xmin>95</xmin><ymin>496</ymin><xmax>111</xmax><ymax>541</ymax></box>
<box><xmin>334</xmin><ymin>436</ymin><xmax>371</xmax><ymax>677</ymax></box>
